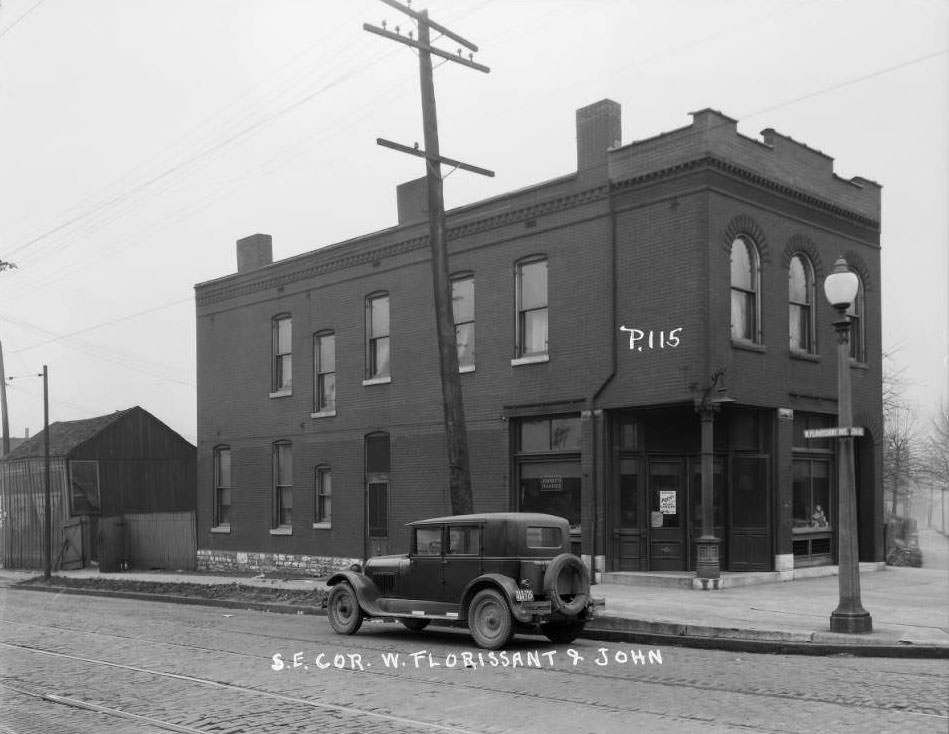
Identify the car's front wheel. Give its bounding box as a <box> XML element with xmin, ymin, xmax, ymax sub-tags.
<box><xmin>468</xmin><ymin>588</ymin><xmax>513</xmax><ymax>650</ymax></box>
<box><xmin>327</xmin><ymin>582</ymin><xmax>363</xmax><ymax>635</ymax></box>
<box><xmin>541</xmin><ymin>620</ymin><xmax>586</xmax><ymax>644</ymax></box>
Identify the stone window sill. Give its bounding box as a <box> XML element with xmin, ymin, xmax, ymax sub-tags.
<box><xmin>310</xmin><ymin>410</ymin><xmax>337</xmax><ymax>419</ymax></box>
<box><xmin>270</xmin><ymin>527</ymin><xmax>292</xmax><ymax>536</ymax></box>
<box><xmin>211</xmin><ymin>525</ymin><xmax>231</xmax><ymax>534</ymax></box>
<box><xmin>731</xmin><ymin>339</ymin><xmax>766</xmax><ymax>354</ymax></box>
<box><xmin>511</xmin><ymin>354</ymin><xmax>549</xmax><ymax>367</ymax></box>
<box><xmin>269</xmin><ymin>389</ymin><xmax>293</xmax><ymax>399</ymax></box>
<box><xmin>362</xmin><ymin>376</ymin><xmax>392</xmax><ymax>386</ymax></box>
<box><xmin>790</xmin><ymin>350</ymin><xmax>820</xmax><ymax>363</ymax></box>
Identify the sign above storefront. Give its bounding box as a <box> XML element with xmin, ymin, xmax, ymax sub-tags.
<box><xmin>804</xmin><ymin>427</ymin><xmax>865</xmax><ymax>439</ymax></box>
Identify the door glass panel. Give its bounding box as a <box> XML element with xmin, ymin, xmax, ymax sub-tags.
<box><xmin>649</xmin><ymin>463</ymin><xmax>681</xmax><ymax>528</ymax></box>
<box><xmin>619</xmin><ymin>459</ymin><xmax>640</xmax><ymax>528</ymax></box>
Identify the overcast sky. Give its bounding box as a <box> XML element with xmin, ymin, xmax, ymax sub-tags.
<box><xmin>0</xmin><ymin>0</ymin><xmax>946</xmax><ymax>445</ymax></box>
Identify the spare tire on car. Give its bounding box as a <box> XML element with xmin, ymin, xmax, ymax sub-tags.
<box><xmin>543</xmin><ymin>553</ymin><xmax>590</xmax><ymax>616</ymax></box>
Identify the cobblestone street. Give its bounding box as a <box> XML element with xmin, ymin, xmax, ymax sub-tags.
<box><xmin>1</xmin><ymin>586</ymin><xmax>945</xmax><ymax>733</ymax></box>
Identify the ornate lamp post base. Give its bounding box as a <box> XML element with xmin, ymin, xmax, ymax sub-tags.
<box><xmin>830</xmin><ymin>608</ymin><xmax>873</xmax><ymax>634</ymax></box>
<box><xmin>695</xmin><ymin>536</ymin><xmax>721</xmax><ymax>580</ymax></box>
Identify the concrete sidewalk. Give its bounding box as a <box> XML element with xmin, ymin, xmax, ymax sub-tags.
<box><xmin>3</xmin><ymin>529</ymin><xmax>946</xmax><ymax>657</ymax></box>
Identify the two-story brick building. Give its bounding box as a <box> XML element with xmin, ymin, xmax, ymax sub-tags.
<box><xmin>194</xmin><ymin>99</ymin><xmax>883</xmax><ymax>578</ymax></box>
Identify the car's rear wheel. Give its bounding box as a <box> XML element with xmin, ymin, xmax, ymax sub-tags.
<box><xmin>400</xmin><ymin>618</ymin><xmax>430</xmax><ymax>632</ymax></box>
<box><xmin>541</xmin><ymin>620</ymin><xmax>586</xmax><ymax>644</ymax></box>
<box><xmin>468</xmin><ymin>588</ymin><xmax>513</xmax><ymax>650</ymax></box>
<box><xmin>327</xmin><ymin>583</ymin><xmax>363</xmax><ymax>635</ymax></box>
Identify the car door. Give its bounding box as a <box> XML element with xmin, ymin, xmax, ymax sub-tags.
<box><xmin>442</xmin><ymin>524</ymin><xmax>482</xmax><ymax>604</ymax></box>
<box><xmin>395</xmin><ymin>525</ymin><xmax>445</xmax><ymax>611</ymax></box>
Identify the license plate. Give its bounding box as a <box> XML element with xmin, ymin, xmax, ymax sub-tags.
<box><xmin>513</xmin><ymin>588</ymin><xmax>534</xmax><ymax>602</ymax></box>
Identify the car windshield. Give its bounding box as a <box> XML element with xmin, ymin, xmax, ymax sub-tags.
<box><xmin>526</xmin><ymin>525</ymin><xmax>562</xmax><ymax>548</ymax></box>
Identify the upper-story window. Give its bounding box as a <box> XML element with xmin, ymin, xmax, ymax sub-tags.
<box><xmin>272</xmin><ymin>315</ymin><xmax>292</xmax><ymax>394</ymax></box>
<box><xmin>452</xmin><ymin>274</ymin><xmax>475</xmax><ymax>370</ymax></box>
<box><xmin>730</xmin><ymin>237</ymin><xmax>760</xmax><ymax>343</ymax></box>
<box><xmin>273</xmin><ymin>441</ymin><xmax>293</xmax><ymax>530</ymax></box>
<box><xmin>788</xmin><ymin>254</ymin><xmax>816</xmax><ymax>353</ymax></box>
<box><xmin>213</xmin><ymin>446</ymin><xmax>232</xmax><ymax>528</ymax></box>
<box><xmin>848</xmin><ymin>274</ymin><xmax>866</xmax><ymax>363</ymax></box>
<box><xmin>313</xmin><ymin>331</ymin><xmax>336</xmax><ymax>414</ymax></box>
<box><xmin>366</xmin><ymin>293</ymin><xmax>390</xmax><ymax>381</ymax></box>
<box><xmin>515</xmin><ymin>258</ymin><xmax>548</xmax><ymax>359</ymax></box>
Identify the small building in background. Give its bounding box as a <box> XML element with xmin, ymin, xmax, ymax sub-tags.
<box><xmin>0</xmin><ymin>406</ymin><xmax>196</xmax><ymax>571</ymax></box>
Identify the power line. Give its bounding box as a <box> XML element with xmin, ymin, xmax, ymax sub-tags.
<box><xmin>0</xmin><ymin>0</ymin><xmax>45</xmax><ymax>40</ymax></box>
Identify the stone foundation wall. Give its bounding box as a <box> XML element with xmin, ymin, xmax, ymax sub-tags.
<box><xmin>197</xmin><ymin>549</ymin><xmax>359</xmax><ymax>577</ymax></box>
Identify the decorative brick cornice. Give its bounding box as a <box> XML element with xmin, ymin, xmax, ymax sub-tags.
<box><xmin>196</xmin><ymin>184</ymin><xmax>611</xmax><ymax>307</ymax></box>
<box><xmin>610</xmin><ymin>156</ymin><xmax>880</xmax><ymax>230</ymax></box>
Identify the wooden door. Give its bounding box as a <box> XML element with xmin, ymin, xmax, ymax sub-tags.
<box><xmin>648</xmin><ymin>459</ymin><xmax>686</xmax><ymax>571</ymax></box>
<box><xmin>728</xmin><ymin>455</ymin><xmax>771</xmax><ymax>571</ymax></box>
<box><xmin>613</xmin><ymin>459</ymin><xmax>644</xmax><ymax>570</ymax></box>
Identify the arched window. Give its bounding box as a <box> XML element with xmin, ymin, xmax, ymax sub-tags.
<box><xmin>314</xmin><ymin>464</ymin><xmax>332</xmax><ymax>526</ymax></box>
<box><xmin>313</xmin><ymin>330</ymin><xmax>336</xmax><ymax>414</ymax></box>
<box><xmin>271</xmin><ymin>314</ymin><xmax>292</xmax><ymax>394</ymax></box>
<box><xmin>847</xmin><ymin>275</ymin><xmax>866</xmax><ymax>362</ymax></box>
<box><xmin>788</xmin><ymin>254</ymin><xmax>815</xmax><ymax>353</ymax></box>
<box><xmin>212</xmin><ymin>445</ymin><xmax>231</xmax><ymax>528</ymax></box>
<box><xmin>515</xmin><ymin>257</ymin><xmax>548</xmax><ymax>359</ymax></box>
<box><xmin>365</xmin><ymin>292</ymin><xmax>390</xmax><ymax>381</ymax></box>
<box><xmin>273</xmin><ymin>441</ymin><xmax>293</xmax><ymax>530</ymax></box>
<box><xmin>365</xmin><ymin>432</ymin><xmax>390</xmax><ymax>539</ymax></box>
<box><xmin>730</xmin><ymin>237</ymin><xmax>760</xmax><ymax>343</ymax></box>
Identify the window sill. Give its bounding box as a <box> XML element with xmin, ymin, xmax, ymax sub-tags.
<box><xmin>362</xmin><ymin>376</ymin><xmax>392</xmax><ymax>386</ymax></box>
<box><xmin>511</xmin><ymin>354</ymin><xmax>549</xmax><ymax>367</ymax></box>
<box><xmin>310</xmin><ymin>410</ymin><xmax>337</xmax><ymax>419</ymax></box>
<box><xmin>790</xmin><ymin>350</ymin><xmax>820</xmax><ymax>363</ymax></box>
<box><xmin>270</xmin><ymin>527</ymin><xmax>293</xmax><ymax>536</ymax></box>
<box><xmin>269</xmin><ymin>389</ymin><xmax>293</xmax><ymax>399</ymax></box>
<box><xmin>312</xmin><ymin>522</ymin><xmax>332</xmax><ymax>530</ymax></box>
<box><xmin>850</xmin><ymin>360</ymin><xmax>869</xmax><ymax>370</ymax></box>
<box><xmin>731</xmin><ymin>339</ymin><xmax>766</xmax><ymax>354</ymax></box>
<box><xmin>792</xmin><ymin>527</ymin><xmax>832</xmax><ymax>535</ymax></box>
<box><xmin>210</xmin><ymin>525</ymin><xmax>231</xmax><ymax>534</ymax></box>
<box><xmin>459</xmin><ymin>364</ymin><xmax>476</xmax><ymax>374</ymax></box>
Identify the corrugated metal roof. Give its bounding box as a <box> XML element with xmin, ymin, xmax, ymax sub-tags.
<box><xmin>2</xmin><ymin>407</ymin><xmax>138</xmax><ymax>460</ymax></box>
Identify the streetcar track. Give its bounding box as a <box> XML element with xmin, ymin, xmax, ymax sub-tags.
<box><xmin>0</xmin><ymin>642</ymin><xmax>490</xmax><ymax>734</ymax></box>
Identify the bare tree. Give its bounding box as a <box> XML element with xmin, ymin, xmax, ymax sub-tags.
<box><xmin>881</xmin><ymin>352</ymin><xmax>922</xmax><ymax>518</ymax></box>
<box><xmin>923</xmin><ymin>400</ymin><xmax>949</xmax><ymax>532</ymax></box>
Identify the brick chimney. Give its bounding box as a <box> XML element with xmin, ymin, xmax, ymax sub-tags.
<box><xmin>236</xmin><ymin>233</ymin><xmax>273</xmax><ymax>273</ymax></box>
<box><xmin>397</xmin><ymin>176</ymin><xmax>429</xmax><ymax>225</ymax></box>
<box><xmin>576</xmin><ymin>99</ymin><xmax>621</xmax><ymax>178</ymax></box>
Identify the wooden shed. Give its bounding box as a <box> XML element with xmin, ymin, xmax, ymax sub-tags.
<box><xmin>0</xmin><ymin>406</ymin><xmax>196</xmax><ymax>571</ymax></box>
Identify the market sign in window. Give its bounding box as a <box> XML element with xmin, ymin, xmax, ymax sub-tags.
<box><xmin>69</xmin><ymin>460</ymin><xmax>100</xmax><ymax>515</ymax></box>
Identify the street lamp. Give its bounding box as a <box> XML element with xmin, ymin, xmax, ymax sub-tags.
<box><xmin>823</xmin><ymin>257</ymin><xmax>872</xmax><ymax>633</ymax></box>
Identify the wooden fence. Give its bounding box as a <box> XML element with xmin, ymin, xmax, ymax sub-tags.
<box><xmin>124</xmin><ymin>511</ymin><xmax>196</xmax><ymax>571</ymax></box>
<box><xmin>0</xmin><ymin>458</ymin><xmax>69</xmax><ymax>570</ymax></box>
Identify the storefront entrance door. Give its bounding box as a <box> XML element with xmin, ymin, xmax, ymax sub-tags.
<box><xmin>648</xmin><ymin>460</ymin><xmax>686</xmax><ymax>571</ymax></box>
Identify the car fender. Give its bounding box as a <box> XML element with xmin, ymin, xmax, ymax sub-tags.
<box><xmin>461</xmin><ymin>573</ymin><xmax>540</xmax><ymax>624</ymax></box>
<box><xmin>326</xmin><ymin>571</ymin><xmax>385</xmax><ymax>616</ymax></box>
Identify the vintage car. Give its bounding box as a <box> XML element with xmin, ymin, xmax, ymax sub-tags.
<box><xmin>326</xmin><ymin>513</ymin><xmax>599</xmax><ymax>649</ymax></box>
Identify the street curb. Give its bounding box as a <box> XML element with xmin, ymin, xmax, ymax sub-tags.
<box><xmin>10</xmin><ymin>583</ymin><xmax>948</xmax><ymax>659</ymax></box>
<box><xmin>10</xmin><ymin>582</ymin><xmax>326</xmax><ymax>617</ymax></box>
<box><xmin>586</xmin><ymin>617</ymin><xmax>949</xmax><ymax>659</ymax></box>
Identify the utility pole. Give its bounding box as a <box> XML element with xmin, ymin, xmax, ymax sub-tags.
<box><xmin>364</xmin><ymin>1</ymin><xmax>492</xmax><ymax>515</ymax></box>
<box><xmin>42</xmin><ymin>365</ymin><xmax>51</xmax><ymax>579</ymax></box>
<box><xmin>0</xmin><ymin>340</ymin><xmax>9</xmax><ymax>456</ymax></box>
